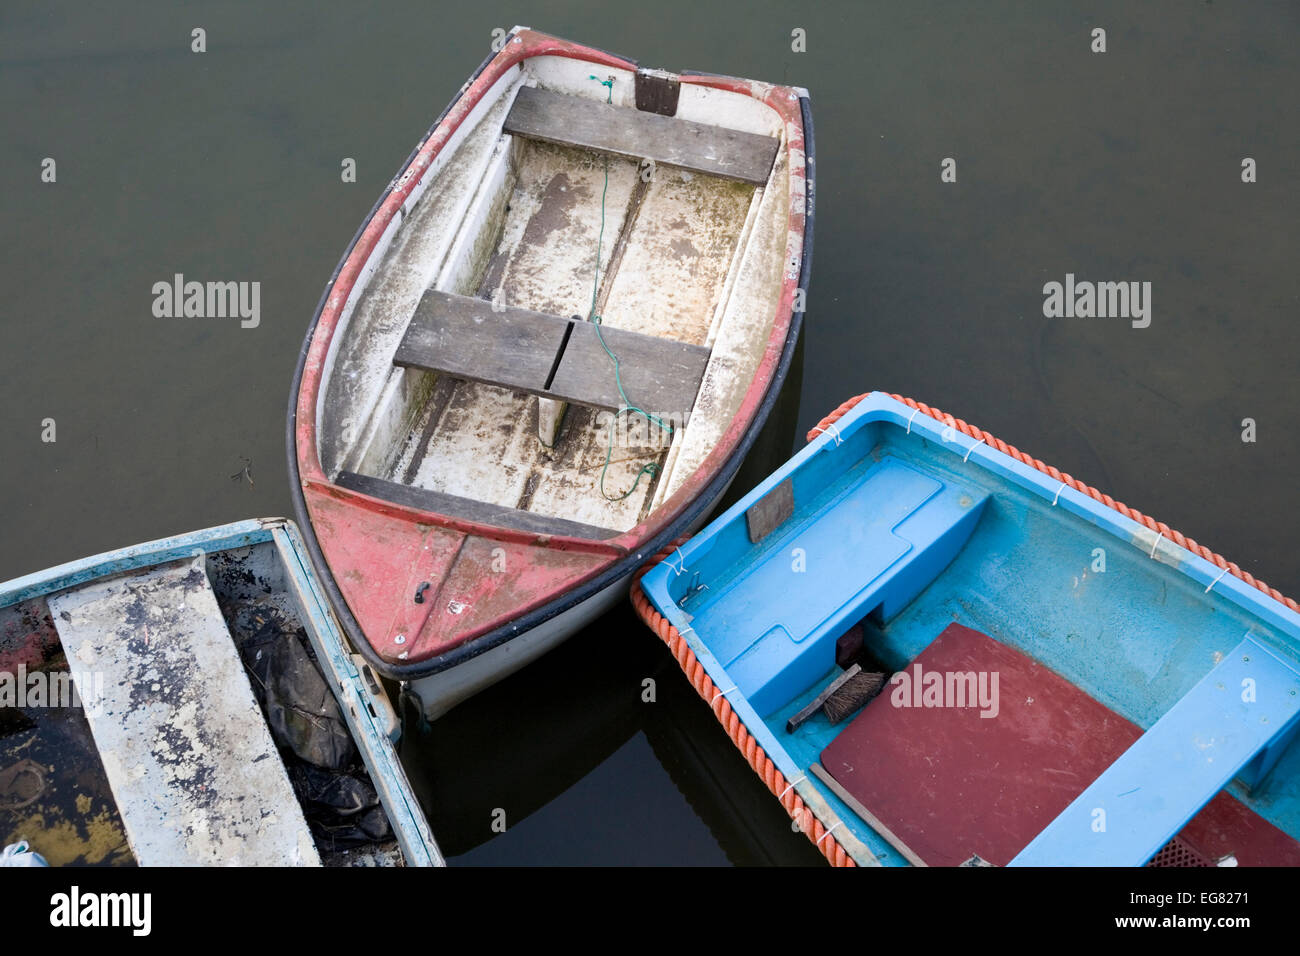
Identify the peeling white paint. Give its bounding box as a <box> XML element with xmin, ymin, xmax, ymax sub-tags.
<box><xmin>48</xmin><ymin>557</ymin><xmax>321</xmax><ymax>867</ymax></box>
<box><xmin>318</xmin><ymin>52</ymin><xmax>793</xmax><ymax>535</ymax></box>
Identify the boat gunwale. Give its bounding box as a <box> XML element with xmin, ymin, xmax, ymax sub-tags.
<box><xmin>0</xmin><ymin>518</ymin><xmax>275</xmax><ymax>609</ymax></box>
<box><xmin>287</xmin><ymin>28</ymin><xmax>814</xmax><ymax>678</ymax></box>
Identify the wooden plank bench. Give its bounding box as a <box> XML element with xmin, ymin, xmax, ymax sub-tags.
<box><xmin>335</xmin><ymin>471</ymin><xmax>621</xmax><ymax>540</ymax></box>
<box><xmin>48</xmin><ymin>557</ymin><xmax>322</xmax><ymax>866</ymax></box>
<box><xmin>503</xmin><ymin>85</ymin><xmax>780</xmax><ymax>185</ymax></box>
<box><xmin>393</xmin><ymin>289</ymin><xmax>711</xmax><ymax>421</ymax></box>
<box><xmin>1008</xmin><ymin>636</ymin><xmax>1300</xmax><ymax>866</ymax></box>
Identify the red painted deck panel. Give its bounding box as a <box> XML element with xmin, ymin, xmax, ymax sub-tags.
<box><xmin>820</xmin><ymin>623</ymin><xmax>1300</xmax><ymax>866</ymax></box>
<box><xmin>305</xmin><ymin>487</ymin><xmax>611</xmax><ymax>663</ymax></box>
<box><xmin>1173</xmin><ymin>791</ymin><xmax>1300</xmax><ymax>866</ymax></box>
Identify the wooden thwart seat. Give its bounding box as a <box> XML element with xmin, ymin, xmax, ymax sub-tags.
<box><xmin>503</xmin><ymin>85</ymin><xmax>780</xmax><ymax>185</ymax></box>
<box><xmin>335</xmin><ymin>470</ymin><xmax>621</xmax><ymax>540</ymax></box>
<box><xmin>394</xmin><ymin>289</ymin><xmax>711</xmax><ymax>419</ymax></box>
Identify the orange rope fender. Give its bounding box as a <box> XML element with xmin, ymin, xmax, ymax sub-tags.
<box><xmin>630</xmin><ymin>390</ymin><xmax>1300</xmax><ymax>868</ymax></box>
<box><xmin>630</xmin><ymin>553</ymin><xmax>858</xmax><ymax>867</ymax></box>
<box><xmin>810</xmin><ymin>393</ymin><xmax>1300</xmax><ymax>615</ymax></box>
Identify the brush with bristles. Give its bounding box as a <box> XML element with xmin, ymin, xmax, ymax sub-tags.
<box><xmin>822</xmin><ymin>669</ymin><xmax>886</xmax><ymax>724</ymax></box>
<box><xmin>786</xmin><ymin>664</ymin><xmax>888</xmax><ymax>732</ymax></box>
<box><xmin>787</xmin><ymin>665</ymin><xmax>860</xmax><ymax>732</ymax></box>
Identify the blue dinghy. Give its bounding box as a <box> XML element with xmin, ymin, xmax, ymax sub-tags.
<box><xmin>0</xmin><ymin>518</ymin><xmax>442</xmax><ymax>866</ymax></box>
<box><xmin>634</xmin><ymin>392</ymin><xmax>1300</xmax><ymax>867</ymax></box>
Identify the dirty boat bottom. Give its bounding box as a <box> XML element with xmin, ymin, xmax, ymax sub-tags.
<box><xmin>0</xmin><ymin>682</ymin><xmax>131</xmax><ymax>866</ymax></box>
<box><xmin>385</xmin><ymin>375</ymin><xmax>672</xmax><ymax>532</ymax></box>
<box><xmin>1</xmin><ymin>559</ymin><xmax>403</xmax><ymax>867</ymax></box>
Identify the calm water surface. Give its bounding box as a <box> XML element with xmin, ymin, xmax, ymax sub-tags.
<box><xmin>2</xmin><ymin>1</ymin><xmax>1296</xmax><ymax>864</ymax></box>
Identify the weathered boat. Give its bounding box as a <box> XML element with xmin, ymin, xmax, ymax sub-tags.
<box><xmin>289</xmin><ymin>27</ymin><xmax>813</xmax><ymax>718</ymax></box>
<box><xmin>0</xmin><ymin>519</ymin><xmax>442</xmax><ymax>866</ymax></box>
<box><xmin>634</xmin><ymin>392</ymin><xmax>1300</xmax><ymax>866</ymax></box>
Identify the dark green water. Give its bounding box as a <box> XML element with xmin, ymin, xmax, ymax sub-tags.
<box><xmin>2</xmin><ymin>1</ymin><xmax>1296</xmax><ymax>864</ymax></box>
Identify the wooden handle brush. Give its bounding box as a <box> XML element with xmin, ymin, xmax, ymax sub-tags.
<box><xmin>822</xmin><ymin>669</ymin><xmax>886</xmax><ymax>724</ymax></box>
<box><xmin>786</xmin><ymin>665</ymin><xmax>887</xmax><ymax>731</ymax></box>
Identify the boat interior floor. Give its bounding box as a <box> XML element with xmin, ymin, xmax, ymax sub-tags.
<box><xmin>816</xmin><ymin>622</ymin><xmax>1300</xmax><ymax>867</ymax></box>
<box><xmin>378</xmin><ymin>140</ymin><xmax>754</xmax><ymax>535</ymax></box>
<box><xmin>0</xmin><ymin>606</ymin><xmax>130</xmax><ymax>866</ymax></box>
<box><xmin>328</xmin><ymin>75</ymin><xmax>788</xmax><ymax>536</ymax></box>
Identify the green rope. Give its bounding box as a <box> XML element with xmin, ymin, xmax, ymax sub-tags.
<box><xmin>585</xmin><ymin>74</ymin><xmax>674</xmax><ymax>501</ymax></box>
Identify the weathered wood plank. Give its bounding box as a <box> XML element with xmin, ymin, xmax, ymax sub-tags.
<box><xmin>393</xmin><ymin>290</ymin><xmax>566</xmax><ymax>393</ymax></box>
<box><xmin>336</xmin><ymin>470</ymin><xmax>621</xmax><ymax>539</ymax></box>
<box><xmin>48</xmin><ymin>558</ymin><xmax>321</xmax><ymax>866</ymax></box>
<box><xmin>504</xmin><ymin>86</ymin><xmax>778</xmax><ymax>185</ymax></box>
<box><xmin>634</xmin><ymin>68</ymin><xmax>681</xmax><ymax>116</ymax></box>
<box><xmin>394</xmin><ymin>290</ymin><xmax>710</xmax><ymax>418</ymax></box>
<box><xmin>550</xmin><ymin>320</ymin><xmax>710</xmax><ymax>419</ymax></box>
<box><xmin>746</xmin><ymin>477</ymin><xmax>794</xmax><ymax>543</ymax></box>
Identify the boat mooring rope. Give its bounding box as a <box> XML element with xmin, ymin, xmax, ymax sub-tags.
<box><xmin>630</xmin><ymin>391</ymin><xmax>1300</xmax><ymax>867</ymax></box>
<box><xmin>586</xmin><ymin>74</ymin><xmax>674</xmax><ymax>502</ymax></box>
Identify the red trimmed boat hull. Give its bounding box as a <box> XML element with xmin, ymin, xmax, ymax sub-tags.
<box><xmin>288</xmin><ymin>28</ymin><xmax>813</xmax><ymax>713</ymax></box>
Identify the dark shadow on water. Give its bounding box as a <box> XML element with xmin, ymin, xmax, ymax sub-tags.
<box><xmin>399</xmin><ymin>343</ymin><xmax>820</xmax><ymax>865</ymax></box>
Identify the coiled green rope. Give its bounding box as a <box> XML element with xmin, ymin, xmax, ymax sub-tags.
<box><xmin>586</xmin><ymin>74</ymin><xmax>674</xmax><ymax>502</ymax></box>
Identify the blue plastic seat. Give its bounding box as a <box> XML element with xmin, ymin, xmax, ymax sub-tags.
<box><xmin>1010</xmin><ymin>637</ymin><xmax>1300</xmax><ymax>866</ymax></box>
<box><xmin>683</xmin><ymin>458</ymin><xmax>987</xmax><ymax>714</ymax></box>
